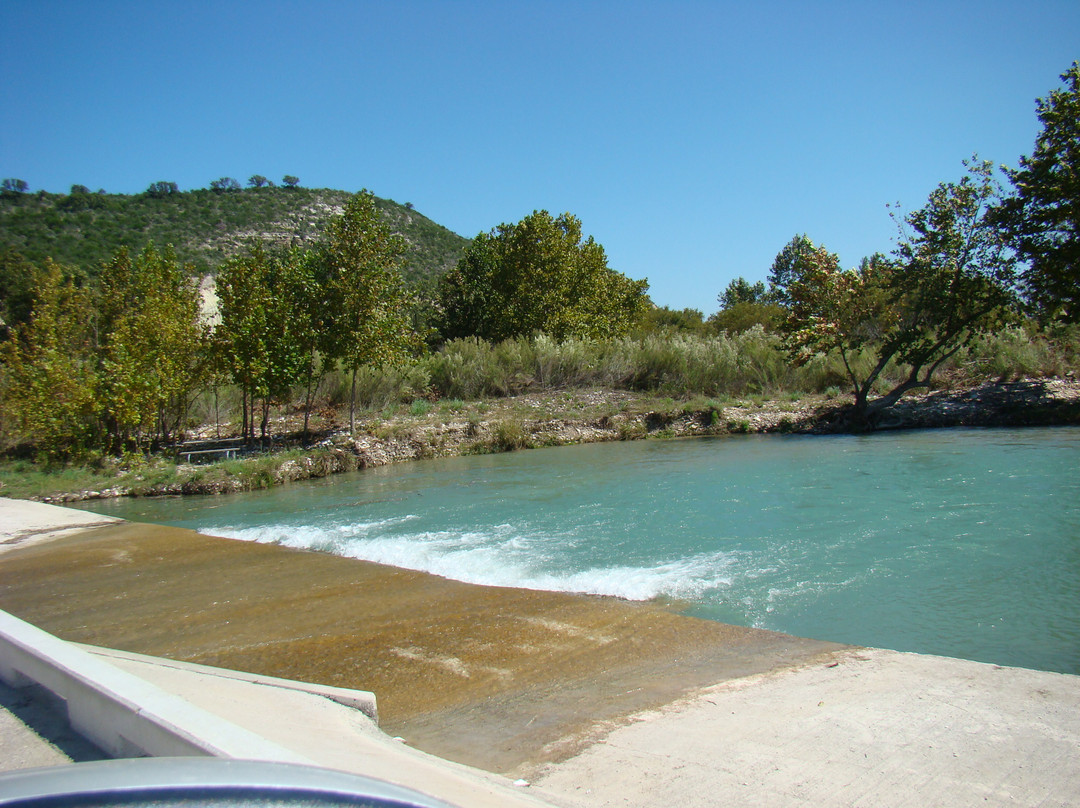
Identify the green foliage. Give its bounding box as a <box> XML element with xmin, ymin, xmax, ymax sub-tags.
<box><xmin>437</xmin><ymin>210</ymin><xmax>649</xmax><ymax>342</ymax></box>
<box><xmin>0</xmin><ymin>246</ymin><xmax>39</xmax><ymax>336</ymax></box>
<box><xmin>709</xmin><ymin>300</ymin><xmax>785</xmax><ymax>334</ymax></box>
<box><xmin>719</xmin><ymin>276</ymin><xmax>767</xmax><ymax>309</ymax></box>
<box><xmin>424</xmin><ymin>329</ymin><xmax>826</xmax><ymax>400</ymax></box>
<box><xmin>998</xmin><ymin>62</ymin><xmax>1080</xmax><ymax>322</ymax></box>
<box><xmin>1</xmin><ymin>261</ymin><xmax>100</xmax><ymax>459</ymax></box>
<box><xmin>409</xmin><ymin>398</ymin><xmax>433</xmax><ymax>416</ymax></box>
<box><xmin>493</xmin><ymin>418</ymin><xmax>532</xmax><ymax>451</ymax></box>
<box><xmin>768</xmin><ymin>234</ymin><xmax>816</xmax><ymax>306</ymax></box>
<box><xmin>635</xmin><ymin>306</ymin><xmax>711</xmax><ymax>336</ymax></box>
<box><xmin>217</xmin><ymin>244</ymin><xmax>307</xmax><ymax>440</ymax></box>
<box><xmin>210</xmin><ymin>177</ymin><xmax>242</xmax><ymax>192</ymax></box>
<box><xmin>0</xmin><ymin>185</ymin><xmax>468</xmax><ymax>290</ymax></box>
<box><xmin>96</xmin><ymin>245</ymin><xmax>207</xmax><ymax>450</ymax></box>
<box><xmin>316</xmin><ymin>191</ymin><xmax>421</xmax><ymax>431</ymax></box>
<box><xmin>784</xmin><ymin>160</ymin><xmax>1019</xmax><ymax>424</ymax></box>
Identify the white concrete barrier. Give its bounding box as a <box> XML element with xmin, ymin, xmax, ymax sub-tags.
<box><xmin>0</xmin><ymin>609</ymin><xmax>313</xmax><ymax>763</ymax></box>
<box><xmin>75</xmin><ymin>644</ymin><xmax>379</xmax><ymax>722</ymax></box>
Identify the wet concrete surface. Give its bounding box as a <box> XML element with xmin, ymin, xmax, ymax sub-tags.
<box><xmin>0</xmin><ymin>522</ymin><xmax>844</xmax><ymax>773</ymax></box>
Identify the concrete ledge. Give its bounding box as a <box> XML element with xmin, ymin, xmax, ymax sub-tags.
<box><xmin>75</xmin><ymin>644</ymin><xmax>378</xmax><ymax>723</ymax></box>
<box><xmin>0</xmin><ymin>609</ymin><xmax>312</xmax><ymax>763</ymax></box>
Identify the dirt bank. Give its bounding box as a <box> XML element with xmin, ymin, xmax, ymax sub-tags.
<box><xmin>27</xmin><ymin>378</ymin><xmax>1080</xmax><ymax>504</ymax></box>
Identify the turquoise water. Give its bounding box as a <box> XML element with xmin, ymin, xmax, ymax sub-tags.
<box><xmin>82</xmin><ymin>427</ymin><xmax>1080</xmax><ymax>674</ymax></box>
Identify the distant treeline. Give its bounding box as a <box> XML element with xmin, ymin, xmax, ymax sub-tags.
<box><xmin>0</xmin><ymin>181</ymin><xmax>468</xmax><ymax>286</ymax></box>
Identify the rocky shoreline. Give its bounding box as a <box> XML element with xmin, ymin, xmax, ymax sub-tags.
<box><xmin>32</xmin><ymin>377</ymin><xmax>1080</xmax><ymax>504</ymax></box>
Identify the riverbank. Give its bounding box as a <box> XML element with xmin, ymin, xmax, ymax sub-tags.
<box><xmin>2</xmin><ymin>501</ymin><xmax>1078</xmax><ymax>807</ymax></box>
<box><xmin>10</xmin><ymin>377</ymin><xmax>1080</xmax><ymax>504</ymax></box>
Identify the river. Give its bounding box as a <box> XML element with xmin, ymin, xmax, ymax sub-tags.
<box><xmin>81</xmin><ymin>426</ymin><xmax>1080</xmax><ymax>675</ymax></box>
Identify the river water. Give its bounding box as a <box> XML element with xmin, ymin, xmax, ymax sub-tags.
<box><xmin>82</xmin><ymin>427</ymin><xmax>1080</xmax><ymax>675</ymax></box>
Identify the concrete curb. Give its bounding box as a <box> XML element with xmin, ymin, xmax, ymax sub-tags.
<box><xmin>0</xmin><ymin>609</ymin><xmax>312</xmax><ymax>763</ymax></box>
<box><xmin>75</xmin><ymin>644</ymin><xmax>378</xmax><ymax>723</ymax></box>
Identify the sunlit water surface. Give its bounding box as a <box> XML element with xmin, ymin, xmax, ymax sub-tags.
<box><xmin>84</xmin><ymin>428</ymin><xmax>1080</xmax><ymax>674</ymax></box>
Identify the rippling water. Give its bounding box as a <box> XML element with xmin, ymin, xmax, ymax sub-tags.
<box><xmin>83</xmin><ymin>427</ymin><xmax>1080</xmax><ymax>674</ymax></box>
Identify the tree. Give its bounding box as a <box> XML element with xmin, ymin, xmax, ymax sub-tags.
<box><xmin>96</xmin><ymin>245</ymin><xmax>205</xmax><ymax>451</ymax></box>
<box><xmin>767</xmin><ymin>234</ymin><xmax>817</xmax><ymax>305</ymax></box>
<box><xmin>997</xmin><ymin>62</ymin><xmax>1080</xmax><ymax>321</ymax></box>
<box><xmin>784</xmin><ymin>160</ymin><xmax>1019</xmax><ymax>427</ymax></box>
<box><xmin>216</xmin><ymin>244</ymin><xmax>306</xmax><ymax>442</ymax></box>
<box><xmin>0</xmin><ymin>246</ymin><xmax>39</xmax><ymax>338</ymax></box>
<box><xmin>210</xmin><ymin>177</ymin><xmax>242</xmax><ymax>192</ymax></box>
<box><xmin>145</xmin><ymin>181</ymin><xmax>178</xmax><ymax>197</ymax></box>
<box><xmin>711</xmin><ymin>276</ymin><xmax>784</xmax><ymax>334</ymax></box>
<box><xmin>282</xmin><ymin>175</ymin><xmax>300</xmax><ymax>188</ymax></box>
<box><xmin>0</xmin><ymin>261</ymin><xmax>100</xmax><ymax>459</ymax></box>
<box><xmin>719</xmin><ymin>276</ymin><xmax>767</xmax><ymax>309</ymax></box>
<box><xmin>248</xmin><ymin>175</ymin><xmax>269</xmax><ymax>188</ymax></box>
<box><xmin>1</xmin><ymin>179</ymin><xmax>29</xmax><ymax>194</ymax></box>
<box><xmin>437</xmin><ymin>210</ymin><xmax>649</xmax><ymax>342</ymax></box>
<box><xmin>317</xmin><ymin>190</ymin><xmax>418</xmax><ymax>432</ymax></box>
<box><xmin>70</xmin><ymin>184</ymin><xmax>91</xmax><ymax>195</ymax></box>
<box><xmin>636</xmin><ymin>306</ymin><xmax>709</xmax><ymax>335</ymax></box>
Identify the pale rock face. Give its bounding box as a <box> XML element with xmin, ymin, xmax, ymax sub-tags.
<box><xmin>198</xmin><ymin>274</ymin><xmax>220</xmax><ymax>326</ymax></box>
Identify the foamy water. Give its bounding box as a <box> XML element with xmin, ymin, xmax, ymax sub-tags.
<box><xmin>203</xmin><ymin>516</ymin><xmax>739</xmax><ymax>602</ymax></box>
<box><xmin>83</xmin><ymin>428</ymin><xmax>1080</xmax><ymax>674</ymax></box>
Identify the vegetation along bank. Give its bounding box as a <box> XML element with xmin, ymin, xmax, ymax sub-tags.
<box><xmin>1</xmin><ymin>64</ymin><xmax>1079</xmax><ymax>501</ymax></box>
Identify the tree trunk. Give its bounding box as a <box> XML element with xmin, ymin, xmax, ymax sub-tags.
<box><xmin>260</xmin><ymin>399</ymin><xmax>270</xmax><ymax>443</ymax></box>
<box><xmin>302</xmin><ymin>348</ymin><xmax>316</xmax><ymax>442</ymax></box>
<box><xmin>350</xmin><ymin>366</ymin><xmax>358</xmax><ymax>434</ymax></box>
<box><xmin>241</xmin><ymin>386</ymin><xmax>249</xmax><ymax>445</ymax></box>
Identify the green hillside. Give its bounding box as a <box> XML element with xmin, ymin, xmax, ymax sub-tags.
<box><xmin>0</xmin><ymin>185</ymin><xmax>470</xmax><ymax>287</ymax></box>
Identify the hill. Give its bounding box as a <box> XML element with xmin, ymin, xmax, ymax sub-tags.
<box><xmin>0</xmin><ymin>185</ymin><xmax>470</xmax><ymax>287</ymax></box>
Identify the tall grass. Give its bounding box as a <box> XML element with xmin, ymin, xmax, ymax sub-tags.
<box><xmin>419</xmin><ymin>325</ymin><xmax>1078</xmax><ymax>403</ymax></box>
<box><xmin>25</xmin><ymin>326</ymin><xmax>1073</xmax><ymax>452</ymax></box>
<box><xmin>424</xmin><ymin>327</ymin><xmax>851</xmax><ymax>400</ymax></box>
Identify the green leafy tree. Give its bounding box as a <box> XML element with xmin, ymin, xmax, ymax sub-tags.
<box><xmin>1</xmin><ymin>261</ymin><xmax>100</xmax><ymax>459</ymax></box>
<box><xmin>437</xmin><ymin>210</ymin><xmax>649</xmax><ymax>342</ymax></box>
<box><xmin>784</xmin><ymin>160</ymin><xmax>1018</xmax><ymax>427</ymax></box>
<box><xmin>0</xmin><ymin>246</ymin><xmax>39</xmax><ymax>338</ymax></box>
<box><xmin>282</xmin><ymin>175</ymin><xmax>300</xmax><ymax>188</ymax></box>
<box><xmin>767</xmin><ymin>234</ymin><xmax>817</xmax><ymax>305</ymax></box>
<box><xmin>636</xmin><ymin>306</ymin><xmax>709</xmax><ymax>335</ymax></box>
<box><xmin>719</xmin><ymin>276</ymin><xmax>767</xmax><ymax>309</ymax></box>
<box><xmin>216</xmin><ymin>244</ymin><xmax>306</xmax><ymax>441</ymax></box>
<box><xmin>96</xmin><ymin>245</ymin><xmax>205</xmax><ymax>450</ymax></box>
<box><xmin>2</xmin><ymin>179</ymin><xmax>29</xmax><ymax>194</ymax></box>
<box><xmin>317</xmin><ymin>191</ymin><xmax>417</xmax><ymax>432</ymax></box>
<box><xmin>997</xmin><ymin>62</ymin><xmax>1080</xmax><ymax>321</ymax></box>
<box><xmin>145</xmin><ymin>181</ymin><xmax>178</xmax><ymax>197</ymax></box>
<box><xmin>210</xmin><ymin>177</ymin><xmax>242</xmax><ymax>193</ymax></box>
<box><xmin>710</xmin><ymin>276</ymin><xmax>784</xmax><ymax>334</ymax></box>
<box><xmin>277</xmin><ymin>247</ymin><xmax>333</xmax><ymax>439</ymax></box>
<box><xmin>248</xmin><ymin>175</ymin><xmax>269</xmax><ymax>188</ymax></box>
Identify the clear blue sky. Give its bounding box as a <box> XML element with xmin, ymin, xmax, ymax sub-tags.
<box><xmin>2</xmin><ymin>1</ymin><xmax>1077</xmax><ymax>314</ymax></box>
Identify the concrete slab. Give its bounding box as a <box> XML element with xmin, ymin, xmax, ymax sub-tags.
<box><xmin>95</xmin><ymin>648</ymin><xmax>556</xmax><ymax>808</ymax></box>
<box><xmin>0</xmin><ymin>498</ymin><xmax>119</xmax><ymax>555</ymax></box>
<box><xmin>528</xmin><ymin>647</ymin><xmax>1080</xmax><ymax>808</ymax></box>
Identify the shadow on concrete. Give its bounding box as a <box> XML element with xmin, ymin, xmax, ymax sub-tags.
<box><xmin>0</xmin><ymin>679</ymin><xmax>109</xmax><ymax>763</ymax></box>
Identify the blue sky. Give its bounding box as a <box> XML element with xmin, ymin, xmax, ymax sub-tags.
<box><xmin>2</xmin><ymin>1</ymin><xmax>1077</xmax><ymax>314</ymax></box>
